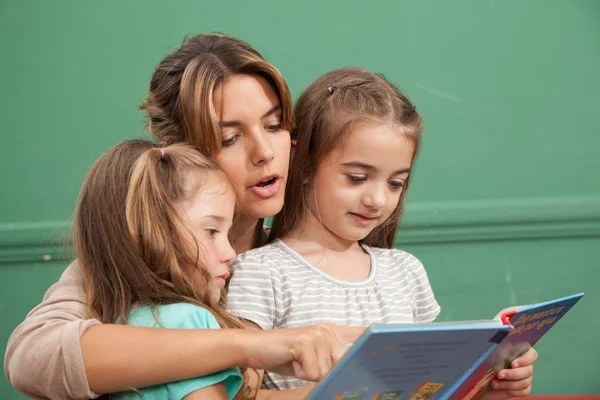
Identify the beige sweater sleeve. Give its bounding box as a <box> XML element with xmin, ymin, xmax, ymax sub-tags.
<box><xmin>4</xmin><ymin>261</ymin><xmax>101</xmax><ymax>400</ymax></box>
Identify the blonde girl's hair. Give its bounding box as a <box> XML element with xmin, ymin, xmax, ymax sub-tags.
<box><xmin>75</xmin><ymin>140</ymin><xmax>255</xmax><ymax>399</ymax></box>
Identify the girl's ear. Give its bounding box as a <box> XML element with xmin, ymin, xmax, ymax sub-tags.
<box><xmin>303</xmin><ymin>166</ymin><xmax>311</xmax><ymax>185</ymax></box>
<box><xmin>290</xmin><ymin>139</ymin><xmax>298</xmax><ymax>164</ymax></box>
<box><xmin>290</xmin><ymin>139</ymin><xmax>297</xmax><ymax>160</ymax></box>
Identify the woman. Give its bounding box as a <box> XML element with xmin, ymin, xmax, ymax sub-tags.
<box><xmin>5</xmin><ymin>34</ymin><xmax>359</xmax><ymax>400</ymax></box>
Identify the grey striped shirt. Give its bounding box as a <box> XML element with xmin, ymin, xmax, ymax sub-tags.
<box><xmin>226</xmin><ymin>239</ymin><xmax>440</xmax><ymax>390</ymax></box>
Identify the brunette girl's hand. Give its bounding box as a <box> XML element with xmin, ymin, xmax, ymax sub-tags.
<box><xmin>483</xmin><ymin>347</ymin><xmax>538</xmax><ymax>399</ymax></box>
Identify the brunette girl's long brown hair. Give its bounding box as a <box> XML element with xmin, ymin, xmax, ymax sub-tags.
<box><xmin>74</xmin><ymin>140</ymin><xmax>254</xmax><ymax>399</ymax></box>
<box><xmin>268</xmin><ymin>67</ymin><xmax>423</xmax><ymax>248</ymax></box>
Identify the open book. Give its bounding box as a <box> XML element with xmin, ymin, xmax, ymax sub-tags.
<box><xmin>306</xmin><ymin>293</ymin><xmax>583</xmax><ymax>400</ymax></box>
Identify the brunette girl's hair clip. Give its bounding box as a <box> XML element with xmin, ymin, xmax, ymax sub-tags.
<box><xmin>327</xmin><ymin>86</ymin><xmax>335</xmax><ymax>95</ymax></box>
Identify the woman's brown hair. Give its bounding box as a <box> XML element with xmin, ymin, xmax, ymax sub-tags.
<box><xmin>140</xmin><ymin>33</ymin><xmax>294</xmax><ymax>154</ymax></box>
<box><xmin>74</xmin><ymin>140</ymin><xmax>254</xmax><ymax>399</ymax></box>
<box><xmin>268</xmin><ymin>67</ymin><xmax>423</xmax><ymax>248</ymax></box>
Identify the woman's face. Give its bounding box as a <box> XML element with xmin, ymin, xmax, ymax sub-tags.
<box><xmin>213</xmin><ymin>74</ymin><xmax>291</xmax><ymax>220</ymax></box>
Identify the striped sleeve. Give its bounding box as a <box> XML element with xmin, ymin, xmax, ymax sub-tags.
<box><xmin>403</xmin><ymin>252</ymin><xmax>441</xmax><ymax>323</ymax></box>
<box><xmin>226</xmin><ymin>250</ymin><xmax>279</xmax><ymax>330</ymax></box>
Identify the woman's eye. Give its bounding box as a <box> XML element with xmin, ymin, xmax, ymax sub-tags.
<box><xmin>347</xmin><ymin>175</ymin><xmax>367</xmax><ymax>184</ymax></box>
<box><xmin>265</xmin><ymin>123</ymin><xmax>282</xmax><ymax>132</ymax></box>
<box><xmin>221</xmin><ymin>135</ymin><xmax>238</xmax><ymax>147</ymax></box>
<box><xmin>388</xmin><ymin>180</ymin><xmax>405</xmax><ymax>190</ymax></box>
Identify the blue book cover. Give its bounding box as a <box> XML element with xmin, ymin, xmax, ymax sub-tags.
<box><xmin>447</xmin><ymin>292</ymin><xmax>584</xmax><ymax>400</ymax></box>
<box><xmin>306</xmin><ymin>293</ymin><xmax>583</xmax><ymax>400</ymax></box>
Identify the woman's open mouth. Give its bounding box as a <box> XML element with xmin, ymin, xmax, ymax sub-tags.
<box><xmin>248</xmin><ymin>174</ymin><xmax>281</xmax><ymax>198</ymax></box>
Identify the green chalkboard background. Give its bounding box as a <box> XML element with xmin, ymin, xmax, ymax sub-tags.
<box><xmin>1</xmin><ymin>0</ymin><xmax>598</xmax><ymax>397</ymax></box>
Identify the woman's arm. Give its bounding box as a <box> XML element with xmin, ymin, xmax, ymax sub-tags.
<box><xmin>81</xmin><ymin>324</ymin><xmax>249</xmax><ymax>394</ymax></box>
<box><xmin>4</xmin><ymin>262</ymin><xmax>100</xmax><ymax>399</ymax></box>
<box><xmin>5</xmin><ymin>262</ymin><xmax>347</xmax><ymax>399</ymax></box>
<box><xmin>81</xmin><ymin>324</ymin><xmax>346</xmax><ymax>394</ymax></box>
<box><xmin>5</xmin><ymin>264</ymin><xmax>254</xmax><ymax>399</ymax></box>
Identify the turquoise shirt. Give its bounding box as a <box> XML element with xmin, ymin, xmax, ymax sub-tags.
<box><xmin>111</xmin><ymin>303</ymin><xmax>243</xmax><ymax>400</ymax></box>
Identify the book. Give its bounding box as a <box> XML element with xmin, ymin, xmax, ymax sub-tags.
<box><xmin>306</xmin><ymin>292</ymin><xmax>583</xmax><ymax>400</ymax></box>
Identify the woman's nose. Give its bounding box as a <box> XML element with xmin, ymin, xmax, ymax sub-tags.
<box><xmin>249</xmin><ymin>133</ymin><xmax>275</xmax><ymax>166</ymax></box>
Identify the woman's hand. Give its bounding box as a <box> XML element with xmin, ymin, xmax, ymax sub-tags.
<box><xmin>240</xmin><ymin>324</ymin><xmax>364</xmax><ymax>381</ymax></box>
<box><xmin>329</xmin><ymin>325</ymin><xmax>366</xmax><ymax>345</ymax></box>
<box><xmin>483</xmin><ymin>347</ymin><xmax>538</xmax><ymax>399</ymax></box>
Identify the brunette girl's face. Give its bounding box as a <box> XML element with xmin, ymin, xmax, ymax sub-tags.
<box><xmin>307</xmin><ymin>123</ymin><xmax>413</xmax><ymax>245</ymax></box>
<box><xmin>213</xmin><ymin>75</ymin><xmax>291</xmax><ymax>220</ymax></box>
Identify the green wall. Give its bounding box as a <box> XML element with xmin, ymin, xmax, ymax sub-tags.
<box><xmin>1</xmin><ymin>0</ymin><xmax>598</xmax><ymax>398</ymax></box>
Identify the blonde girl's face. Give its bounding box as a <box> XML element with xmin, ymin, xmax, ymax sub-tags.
<box><xmin>179</xmin><ymin>172</ymin><xmax>237</xmax><ymax>305</ymax></box>
<box><xmin>308</xmin><ymin>123</ymin><xmax>414</xmax><ymax>245</ymax></box>
<box><xmin>213</xmin><ymin>74</ymin><xmax>291</xmax><ymax>220</ymax></box>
